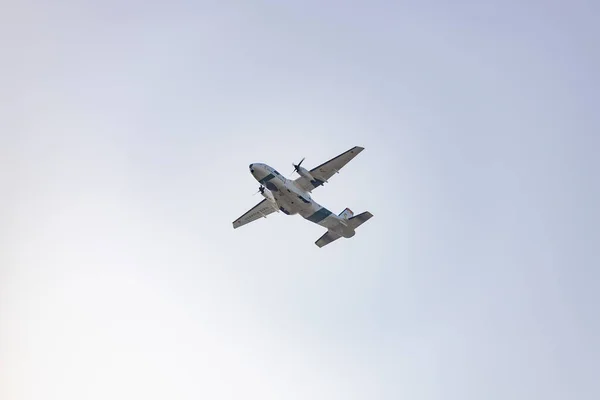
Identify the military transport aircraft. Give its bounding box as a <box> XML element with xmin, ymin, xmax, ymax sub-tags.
<box><xmin>232</xmin><ymin>146</ymin><xmax>373</xmax><ymax>247</ymax></box>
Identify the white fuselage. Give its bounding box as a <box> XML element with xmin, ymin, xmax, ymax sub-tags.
<box><xmin>249</xmin><ymin>163</ymin><xmax>355</xmax><ymax>238</ymax></box>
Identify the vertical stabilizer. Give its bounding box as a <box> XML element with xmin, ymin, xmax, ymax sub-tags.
<box><xmin>338</xmin><ymin>208</ymin><xmax>354</xmax><ymax>219</ymax></box>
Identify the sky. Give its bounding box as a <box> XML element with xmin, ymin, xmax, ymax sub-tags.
<box><xmin>1</xmin><ymin>1</ymin><xmax>599</xmax><ymax>399</ymax></box>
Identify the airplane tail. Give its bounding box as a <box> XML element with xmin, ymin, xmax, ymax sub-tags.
<box><xmin>315</xmin><ymin>211</ymin><xmax>373</xmax><ymax>248</ymax></box>
<box><xmin>347</xmin><ymin>211</ymin><xmax>374</xmax><ymax>229</ymax></box>
<box><xmin>338</xmin><ymin>207</ymin><xmax>354</xmax><ymax>219</ymax></box>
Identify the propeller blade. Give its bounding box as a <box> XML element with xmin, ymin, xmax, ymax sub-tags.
<box><xmin>291</xmin><ymin>157</ymin><xmax>306</xmax><ymax>174</ymax></box>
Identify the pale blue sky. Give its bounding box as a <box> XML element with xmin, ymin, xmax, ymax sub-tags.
<box><xmin>1</xmin><ymin>1</ymin><xmax>599</xmax><ymax>399</ymax></box>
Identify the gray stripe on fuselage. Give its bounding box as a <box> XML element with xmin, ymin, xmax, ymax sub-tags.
<box><xmin>305</xmin><ymin>207</ymin><xmax>333</xmax><ymax>223</ymax></box>
<box><xmin>258</xmin><ymin>173</ymin><xmax>275</xmax><ymax>185</ymax></box>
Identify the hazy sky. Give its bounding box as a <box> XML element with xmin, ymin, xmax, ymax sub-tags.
<box><xmin>1</xmin><ymin>1</ymin><xmax>599</xmax><ymax>399</ymax></box>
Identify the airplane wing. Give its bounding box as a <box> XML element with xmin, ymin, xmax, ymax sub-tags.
<box><xmin>294</xmin><ymin>146</ymin><xmax>365</xmax><ymax>192</ymax></box>
<box><xmin>232</xmin><ymin>199</ymin><xmax>278</xmax><ymax>229</ymax></box>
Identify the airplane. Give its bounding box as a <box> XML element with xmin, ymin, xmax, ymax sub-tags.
<box><xmin>232</xmin><ymin>146</ymin><xmax>373</xmax><ymax>247</ymax></box>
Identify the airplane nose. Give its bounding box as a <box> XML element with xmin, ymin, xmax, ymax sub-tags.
<box><xmin>249</xmin><ymin>164</ymin><xmax>254</xmax><ymax>173</ymax></box>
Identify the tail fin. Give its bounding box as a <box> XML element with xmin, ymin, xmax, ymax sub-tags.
<box><xmin>348</xmin><ymin>211</ymin><xmax>373</xmax><ymax>229</ymax></box>
<box><xmin>315</xmin><ymin>211</ymin><xmax>373</xmax><ymax>248</ymax></box>
<box><xmin>338</xmin><ymin>207</ymin><xmax>354</xmax><ymax>219</ymax></box>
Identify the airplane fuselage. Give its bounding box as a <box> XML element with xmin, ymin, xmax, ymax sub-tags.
<box><xmin>249</xmin><ymin>163</ymin><xmax>355</xmax><ymax>238</ymax></box>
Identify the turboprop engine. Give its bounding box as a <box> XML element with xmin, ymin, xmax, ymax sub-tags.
<box><xmin>292</xmin><ymin>157</ymin><xmax>316</xmax><ymax>181</ymax></box>
<box><xmin>257</xmin><ymin>185</ymin><xmax>276</xmax><ymax>204</ymax></box>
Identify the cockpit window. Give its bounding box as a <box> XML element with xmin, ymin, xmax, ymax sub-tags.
<box><xmin>273</xmin><ymin>170</ymin><xmax>280</xmax><ymax>175</ymax></box>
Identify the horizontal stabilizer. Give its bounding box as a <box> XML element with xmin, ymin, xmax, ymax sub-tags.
<box><xmin>348</xmin><ymin>211</ymin><xmax>373</xmax><ymax>229</ymax></box>
<box><xmin>315</xmin><ymin>211</ymin><xmax>373</xmax><ymax>248</ymax></box>
<box><xmin>315</xmin><ymin>230</ymin><xmax>341</xmax><ymax>248</ymax></box>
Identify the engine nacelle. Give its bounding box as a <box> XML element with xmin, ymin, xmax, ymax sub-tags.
<box><xmin>297</xmin><ymin>166</ymin><xmax>316</xmax><ymax>182</ymax></box>
<box><xmin>261</xmin><ymin>187</ymin><xmax>276</xmax><ymax>204</ymax></box>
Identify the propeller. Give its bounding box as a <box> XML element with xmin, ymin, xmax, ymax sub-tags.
<box><xmin>253</xmin><ymin>185</ymin><xmax>265</xmax><ymax>195</ymax></box>
<box><xmin>291</xmin><ymin>157</ymin><xmax>305</xmax><ymax>175</ymax></box>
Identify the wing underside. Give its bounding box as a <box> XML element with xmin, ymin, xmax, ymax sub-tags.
<box><xmin>232</xmin><ymin>199</ymin><xmax>277</xmax><ymax>229</ymax></box>
<box><xmin>294</xmin><ymin>146</ymin><xmax>364</xmax><ymax>192</ymax></box>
